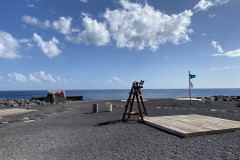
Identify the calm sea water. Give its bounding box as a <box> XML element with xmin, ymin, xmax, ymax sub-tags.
<box><xmin>0</xmin><ymin>89</ymin><xmax>240</xmax><ymax>100</ymax></box>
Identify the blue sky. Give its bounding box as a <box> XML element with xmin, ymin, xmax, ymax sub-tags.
<box><xmin>0</xmin><ymin>0</ymin><xmax>240</xmax><ymax>90</ymax></box>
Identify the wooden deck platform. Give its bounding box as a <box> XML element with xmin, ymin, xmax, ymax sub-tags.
<box><xmin>144</xmin><ymin>114</ymin><xmax>240</xmax><ymax>137</ymax></box>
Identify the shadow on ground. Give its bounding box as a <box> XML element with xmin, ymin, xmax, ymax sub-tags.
<box><xmin>95</xmin><ymin>119</ymin><xmax>139</xmax><ymax>126</ymax></box>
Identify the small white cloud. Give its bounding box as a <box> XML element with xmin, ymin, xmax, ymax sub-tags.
<box><xmin>0</xmin><ymin>31</ymin><xmax>21</xmax><ymax>59</ymax></box>
<box><xmin>22</xmin><ymin>15</ymin><xmax>50</xmax><ymax>28</ymax></box>
<box><xmin>29</xmin><ymin>71</ymin><xmax>56</xmax><ymax>83</ymax></box>
<box><xmin>215</xmin><ymin>0</ymin><xmax>229</xmax><ymax>5</ymax></box>
<box><xmin>71</xmin><ymin>28</ymin><xmax>80</xmax><ymax>33</ymax></box>
<box><xmin>49</xmin><ymin>10</ymin><xmax>56</xmax><ymax>14</ymax></box>
<box><xmin>208</xmin><ymin>13</ymin><xmax>216</xmax><ymax>18</ymax></box>
<box><xmin>29</xmin><ymin>73</ymin><xmax>42</xmax><ymax>82</ymax></box>
<box><xmin>210</xmin><ymin>66</ymin><xmax>239</xmax><ymax>70</ymax></box>
<box><xmin>56</xmin><ymin>76</ymin><xmax>62</xmax><ymax>82</ymax></box>
<box><xmin>212</xmin><ymin>48</ymin><xmax>240</xmax><ymax>57</ymax></box>
<box><xmin>103</xmin><ymin>0</ymin><xmax>193</xmax><ymax>51</ymax></box>
<box><xmin>63</xmin><ymin>78</ymin><xmax>69</xmax><ymax>83</ymax></box>
<box><xmin>0</xmin><ymin>75</ymin><xmax>3</xmax><ymax>81</ymax></box>
<box><xmin>80</xmin><ymin>0</ymin><xmax>88</xmax><ymax>2</ymax></box>
<box><xmin>28</xmin><ymin>71</ymin><xmax>69</xmax><ymax>83</ymax></box>
<box><xmin>19</xmin><ymin>38</ymin><xmax>30</xmax><ymax>43</ymax></box>
<box><xmin>27</xmin><ymin>43</ymin><xmax>34</xmax><ymax>48</ymax></box>
<box><xmin>108</xmin><ymin>77</ymin><xmax>124</xmax><ymax>84</ymax></box>
<box><xmin>19</xmin><ymin>39</ymin><xmax>34</xmax><ymax>48</ymax></box>
<box><xmin>211</xmin><ymin>40</ymin><xmax>223</xmax><ymax>53</ymax></box>
<box><xmin>8</xmin><ymin>73</ymin><xmax>27</xmax><ymax>83</ymax></box>
<box><xmin>26</xmin><ymin>4</ymin><xmax>35</xmax><ymax>8</ymax></box>
<box><xmin>194</xmin><ymin>0</ymin><xmax>229</xmax><ymax>11</ymax></box>
<box><xmin>194</xmin><ymin>0</ymin><xmax>214</xmax><ymax>11</ymax></box>
<box><xmin>202</xmin><ymin>33</ymin><xmax>206</xmax><ymax>36</ymax></box>
<box><xmin>210</xmin><ymin>66</ymin><xmax>229</xmax><ymax>70</ymax></box>
<box><xmin>33</xmin><ymin>33</ymin><xmax>61</xmax><ymax>58</ymax></box>
<box><xmin>66</xmin><ymin>15</ymin><xmax>110</xmax><ymax>46</ymax></box>
<box><xmin>52</xmin><ymin>17</ymin><xmax>72</xmax><ymax>35</ymax></box>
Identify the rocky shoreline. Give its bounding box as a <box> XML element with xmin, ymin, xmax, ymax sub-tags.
<box><xmin>210</xmin><ymin>95</ymin><xmax>240</xmax><ymax>101</ymax></box>
<box><xmin>1</xmin><ymin>95</ymin><xmax>240</xmax><ymax>108</ymax></box>
<box><xmin>0</xmin><ymin>99</ymin><xmax>49</xmax><ymax>108</ymax></box>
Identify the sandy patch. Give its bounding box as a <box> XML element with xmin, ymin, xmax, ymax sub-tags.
<box><xmin>172</xmin><ymin>98</ymin><xmax>202</xmax><ymax>101</ymax></box>
<box><xmin>0</xmin><ymin>108</ymin><xmax>37</xmax><ymax>117</ymax></box>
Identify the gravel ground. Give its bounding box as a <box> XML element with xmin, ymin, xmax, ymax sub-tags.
<box><xmin>1</xmin><ymin>98</ymin><xmax>240</xmax><ymax>160</ymax></box>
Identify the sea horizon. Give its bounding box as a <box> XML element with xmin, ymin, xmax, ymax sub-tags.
<box><xmin>1</xmin><ymin>88</ymin><xmax>240</xmax><ymax>91</ymax></box>
<box><xmin>1</xmin><ymin>88</ymin><xmax>240</xmax><ymax>100</ymax></box>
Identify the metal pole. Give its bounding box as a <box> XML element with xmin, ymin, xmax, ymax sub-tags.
<box><xmin>189</xmin><ymin>71</ymin><xmax>191</xmax><ymax>105</ymax></box>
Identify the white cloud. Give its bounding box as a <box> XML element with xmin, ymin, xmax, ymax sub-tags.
<box><xmin>211</xmin><ymin>41</ymin><xmax>223</xmax><ymax>53</ymax></box>
<box><xmin>194</xmin><ymin>0</ymin><xmax>214</xmax><ymax>11</ymax></box>
<box><xmin>0</xmin><ymin>75</ymin><xmax>3</xmax><ymax>81</ymax></box>
<box><xmin>8</xmin><ymin>73</ymin><xmax>27</xmax><ymax>83</ymax></box>
<box><xmin>22</xmin><ymin>16</ymin><xmax>73</xmax><ymax>35</ymax></box>
<box><xmin>33</xmin><ymin>33</ymin><xmax>61</xmax><ymax>58</ymax></box>
<box><xmin>66</xmin><ymin>15</ymin><xmax>110</xmax><ymax>46</ymax></box>
<box><xmin>210</xmin><ymin>66</ymin><xmax>230</xmax><ymax>70</ymax></box>
<box><xmin>0</xmin><ymin>31</ymin><xmax>21</xmax><ymax>59</ymax></box>
<box><xmin>80</xmin><ymin>0</ymin><xmax>88</xmax><ymax>2</ymax></box>
<box><xmin>18</xmin><ymin>38</ymin><xmax>34</xmax><ymax>48</ymax></box>
<box><xmin>29</xmin><ymin>73</ymin><xmax>42</xmax><ymax>82</ymax></box>
<box><xmin>80</xmin><ymin>16</ymin><xmax>110</xmax><ymax>46</ymax></box>
<box><xmin>202</xmin><ymin>33</ymin><xmax>206</xmax><ymax>36</ymax></box>
<box><xmin>27</xmin><ymin>43</ymin><xmax>34</xmax><ymax>48</ymax></box>
<box><xmin>52</xmin><ymin>17</ymin><xmax>72</xmax><ymax>35</ymax></box>
<box><xmin>194</xmin><ymin>0</ymin><xmax>229</xmax><ymax>11</ymax></box>
<box><xmin>103</xmin><ymin>0</ymin><xmax>193</xmax><ymax>51</ymax></box>
<box><xmin>208</xmin><ymin>13</ymin><xmax>216</xmax><ymax>18</ymax></box>
<box><xmin>49</xmin><ymin>10</ymin><xmax>56</xmax><ymax>14</ymax></box>
<box><xmin>22</xmin><ymin>15</ymin><xmax>50</xmax><ymax>28</ymax></box>
<box><xmin>212</xmin><ymin>48</ymin><xmax>240</xmax><ymax>57</ymax></box>
<box><xmin>29</xmin><ymin>71</ymin><xmax>56</xmax><ymax>83</ymax></box>
<box><xmin>26</xmin><ymin>4</ymin><xmax>35</xmax><ymax>8</ymax></box>
<box><xmin>210</xmin><ymin>66</ymin><xmax>240</xmax><ymax>70</ymax></box>
<box><xmin>215</xmin><ymin>0</ymin><xmax>229</xmax><ymax>5</ymax></box>
<box><xmin>28</xmin><ymin>71</ymin><xmax>69</xmax><ymax>83</ymax></box>
<box><xmin>108</xmin><ymin>77</ymin><xmax>124</xmax><ymax>84</ymax></box>
<box><xmin>19</xmin><ymin>38</ymin><xmax>30</xmax><ymax>43</ymax></box>
<box><xmin>63</xmin><ymin>78</ymin><xmax>69</xmax><ymax>83</ymax></box>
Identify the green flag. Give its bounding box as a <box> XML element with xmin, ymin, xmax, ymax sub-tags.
<box><xmin>190</xmin><ymin>74</ymin><xmax>196</xmax><ymax>79</ymax></box>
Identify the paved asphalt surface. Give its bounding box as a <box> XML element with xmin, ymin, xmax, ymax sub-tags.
<box><xmin>1</xmin><ymin>99</ymin><xmax>240</xmax><ymax>160</ymax></box>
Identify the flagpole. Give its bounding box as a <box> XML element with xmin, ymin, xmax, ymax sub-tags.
<box><xmin>189</xmin><ymin>71</ymin><xmax>191</xmax><ymax>105</ymax></box>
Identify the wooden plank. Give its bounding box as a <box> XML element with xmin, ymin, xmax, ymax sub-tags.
<box><xmin>144</xmin><ymin>114</ymin><xmax>240</xmax><ymax>137</ymax></box>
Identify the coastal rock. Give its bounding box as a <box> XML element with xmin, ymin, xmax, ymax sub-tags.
<box><xmin>41</xmin><ymin>101</ymin><xmax>47</xmax><ymax>105</ymax></box>
<box><xmin>211</xmin><ymin>96</ymin><xmax>240</xmax><ymax>102</ymax></box>
<box><xmin>12</xmin><ymin>103</ymin><xmax>19</xmax><ymax>107</ymax></box>
<box><xmin>0</xmin><ymin>99</ymin><xmax>49</xmax><ymax>107</ymax></box>
<box><xmin>28</xmin><ymin>102</ymin><xmax>38</xmax><ymax>106</ymax></box>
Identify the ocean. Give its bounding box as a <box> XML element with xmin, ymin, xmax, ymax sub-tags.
<box><xmin>0</xmin><ymin>89</ymin><xmax>240</xmax><ymax>100</ymax></box>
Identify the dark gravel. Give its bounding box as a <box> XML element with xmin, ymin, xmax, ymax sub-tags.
<box><xmin>1</xmin><ymin>98</ymin><xmax>240</xmax><ymax>160</ymax></box>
